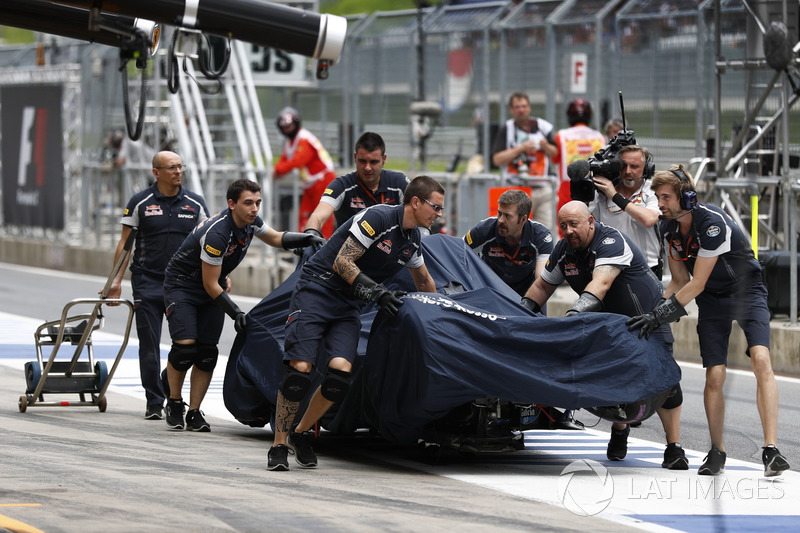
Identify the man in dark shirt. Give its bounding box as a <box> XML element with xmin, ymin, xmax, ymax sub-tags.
<box><xmin>162</xmin><ymin>179</ymin><xmax>322</xmax><ymax>433</ymax></box>
<box><xmin>464</xmin><ymin>189</ymin><xmax>553</xmax><ymax>297</ymax></box>
<box><xmin>629</xmin><ymin>166</ymin><xmax>790</xmax><ymax>477</ymax></box>
<box><xmin>106</xmin><ymin>151</ymin><xmax>209</xmax><ymax>420</ymax></box>
<box><xmin>523</xmin><ymin>201</ymin><xmax>687</xmax><ymax>469</ymax></box>
<box><xmin>267</xmin><ymin>175</ymin><xmax>444</xmax><ymax>471</ymax></box>
<box><xmin>303</xmin><ymin>131</ymin><xmax>409</xmax><ymax>235</ymax></box>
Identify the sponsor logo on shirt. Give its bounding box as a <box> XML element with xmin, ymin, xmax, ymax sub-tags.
<box><xmin>123</xmin><ymin>208</ymin><xmax>130</xmax><ymax>216</ymax></box>
<box><xmin>465</xmin><ymin>231</ymin><xmax>473</xmax><ymax>245</ymax></box>
<box><xmin>360</xmin><ymin>220</ymin><xmax>375</xmax><ymax>236</ymax></box>
<box><xmin>205</xmin><ymin>244</ymin><xmax>222</xmax><ymax>256</ymax></box>
<box><xmin>487</xmin><ymin>247</ymin><xmax>505</xmax><ymax>258</ymax></box>
<box><xmin>324</xmin><ymin>188</ymin><xmax>334</xmax><ymax>195</ymax></box>
<box><xmin>178</xmin><ymin>213</ymin><xmax>195</xmax><ymax>219</ymax></box>
<box><xmin>544</xmin><ymin>234</ymin><xmax>553</xmax><ymax>243</ymax></box>
<box><xmin>350</xmin><ymin>197</ymin><xmax>367</xmax><ymax>209</ymax></box>
<box><xmin>602</xmin><ymin>237</ymin><xmax>616</xmax><ymax>245</ymax></box>
<box><xmin>144</xmin><ymin>204</ymin><xmax>163</xmax><ymax>216</ymax></box>
<box><xmin>377</xmin><ymin>239</ymin><xmax>392</xmax><ymax>254</ymax></box>
<box><xmin>707</xmin><ymin>225</ymin><xmax>720</xmax><ymax>237</ymax></box>
<box><xmin>564</xmin><ymin>261</ymin><xmax>580</xmax><ymax>277</ymax></box>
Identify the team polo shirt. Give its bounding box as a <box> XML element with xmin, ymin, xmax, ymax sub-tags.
<box><xmin>660</xmin><ymin>203</ymin><xmax>761</xmax><ymax>294</ymax></box>
<box><xmin>320</xmin><ymin>170</ymin><xmax>409</xmax><ymax>227</ymax></box>
<box><xmin>164</xmin><ymin>209</ymin><xmax>269</xmax><ymax>290</ymax></box>
<box><xmin>464</xmin><ymin>217</ymin><xmax>553</xmax><ymax>296</ymax></box>
<box><xmin>301</xmin><ymin>204</ymin><xmax>424</xmax><ymax>292</ymax></box>
<box><xmin>541</xmin><ymin>221</ymin><xmax>662</xmax><ymax>316</ymax></box>
<box><xmin>121</xmin><ymin>184</ymin><xmax>209</xmax><ymax>278</ymax></box>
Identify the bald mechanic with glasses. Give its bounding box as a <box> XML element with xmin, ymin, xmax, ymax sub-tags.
<box><xmin>522</xmin><ymin>201</ymin><xmax>687</xmax><ymax>469</ymax></box>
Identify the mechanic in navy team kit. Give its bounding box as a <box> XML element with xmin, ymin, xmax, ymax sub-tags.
<box><xmin>522</xmin><ymin>201</ymin><xmax>687</xmax><ymax>470</ymax></box>
<box><xmin>267</xmin><ymin>175</ymin><xmax>444</xmax><ymax>471</ymax></box>
<box><xmin>106</xmin><ymin>151</ymin><xmax>210</xmax><ymax>421</ymax></box>
<box><xmin>162</xmin><ymin>178</ymin><xmax>324</xmax><ymax>432</ymax></box>
<box><xmin>628</xmin><ymin>166</ymin><xmax>791</xmax><ymax>477</ymax></box>
<box><xmin>303</xmin><ymin>131</ymin><xmax>409</xmax><ymax>235</ymax></box>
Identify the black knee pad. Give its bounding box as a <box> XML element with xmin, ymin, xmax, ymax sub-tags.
<box><xmin>320</xmin><ymin>368</ymin><xmax>351</xmax><ymax>403</ymax></box>
<box><xmin>279</xmin><ymin>367</ymin><xmax>312</xmax><ymax>402</ymax></box>
<box><xmin>168</xmin><ymin>343</ymin><xmax>197</xmax><ymax>372</ymax></box>
<box><xmin>195</xmin><ymin>343</ymin><xmax>219</xmax><ymax>372</ymax></box>
<box><xmin>661</xmin><ymin>384</ymin><xmax>683</xmax><ymax>410</ymax></box>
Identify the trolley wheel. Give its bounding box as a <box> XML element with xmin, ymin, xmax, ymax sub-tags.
<box><xmin>19</xmin><ymin>395</ymin><xmax>28</xmax><ymax>413</ymax></box>
<box><xmin>98</xmin><ymin>396</ymin><xmax>108</xmax><ymax>412</ymax></box>
<box><xmin>94</xmin><ymin>361</ymin><xmax>109</xmax><ymax>390</ymax></box>
<box><xmin>24</xmin><ymin>361</ymin><xmax>42</xmax><ymax>394</ymax></box>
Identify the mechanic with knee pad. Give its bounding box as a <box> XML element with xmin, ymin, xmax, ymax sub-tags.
<box><xmin>521</xmin><ymin>201</ymin><xmax>687</xmax><ymax>470</ymax></box>
<box><xmin>268</xmin><ymin>175</ymin><xmax>444</xmax><ymax>471</ymax></box>
<box><xmin>162</xmin><ymin>179</ymin><xmax>323</xmax><ymax>432</ymax></box>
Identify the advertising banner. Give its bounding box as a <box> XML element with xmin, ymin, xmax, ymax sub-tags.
<box><xmin>1</xmin><ymin>84</ymin><xmax>64</xmax><ymax>230</ymax></box>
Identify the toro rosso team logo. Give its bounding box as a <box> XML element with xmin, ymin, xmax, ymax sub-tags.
<box><xmin>178</xmin><ymin>205</ymin><xmax>197</xmax><ymax>219</ymax></box>
<box><xmin>144</xmin><ymin>204</ymin><xmax>163</xmax><ymax>216</ymax></box>
<box><xmin>360</xmin><ymin>220</ymin><xmax>375</xmax><ymax>236</ymax></box>
<box><xmin>377</xmin><ymin>239</ymin><xmax>392</xmax><ymax>254</ymax></box>
<box><xmin>707</xmin><ymin>225</ymin><xmax>721</xmax><ymax>237</ymax></box>
<box><xmin>350</xmin><ymin>196</ymin><xmax>367</xmax><ymax>209</ymax></box>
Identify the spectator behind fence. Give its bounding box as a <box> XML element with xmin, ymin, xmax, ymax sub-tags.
<box><xmin>491</xmin><ymin>92</ymin><xmax>558</xmax><ymax>232</ymax></box>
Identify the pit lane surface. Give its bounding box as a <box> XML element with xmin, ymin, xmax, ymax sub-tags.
<box><xmin>1</xmin><ymin>263</ymin><xmax>799</xmax><ymax>532</ymax></box>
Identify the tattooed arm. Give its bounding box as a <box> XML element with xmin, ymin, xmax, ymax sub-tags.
<box><xmin>332</xmin><ymin>236</ymin><xmax>368</xmax><ymax>284</ymax></box>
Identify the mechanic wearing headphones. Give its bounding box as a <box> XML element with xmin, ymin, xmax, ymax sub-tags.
<box><xmin>268</xmin><ymin>176</ymin><xmax>443</xmax><ymax>471</ymax></box>
<box><xmin>522</xmin><ymin>200</ymin><xmax>686</xmax><ymax>470</ymax></box>
<box><xmin>628</xmin><ymin>166</ymin><xmax>791</xmax><ymax>478</ymax></box>
<box><xmin>589</xmin><ymin>144</ymin><xmax>664</xmax><ymax>279</ymax></box>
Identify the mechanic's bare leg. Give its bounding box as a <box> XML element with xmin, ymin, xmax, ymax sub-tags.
<box><xmin>166</xmin><ymin>362</ymin><xmax>187</xmax><ymax>400</ymax></box>
<box><xmin>273</xmin><ymin>360</ymin><xmax>312</xmax><ymax>447</ymax></box>
<box><xmin>188</xmin><ymin>367</ymin><xmax>213</xmax><ymax>411</ymax></box>
<box><xmin>749</xmin><ymin>345</ymin><xmax>779</xmax><ymax>446</ymax></box>
<box><xmin>704</xmin><ymin>364</ymin><xmax>727</xmax><ymax>451</ymax></box>
<box><xmin>657</xmin><ymin>405</ymin><xmax>681</xmax><ymax>444</ymax></box>
<box><xmin>296</xmin><ymin>357</ymin><xmax>353</xmax><ymax>433</ymax></box>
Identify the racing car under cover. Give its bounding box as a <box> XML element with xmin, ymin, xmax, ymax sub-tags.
<box><xmin>223</xmin><ymin>234</ymin><xmax>680</xmax><ymax>449</ymax></box>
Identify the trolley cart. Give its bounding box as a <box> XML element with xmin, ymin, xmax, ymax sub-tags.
<box><xmin>18</xmin><ymin>229</ymin><xmax>137</xmax><ymax>413</ymax></box>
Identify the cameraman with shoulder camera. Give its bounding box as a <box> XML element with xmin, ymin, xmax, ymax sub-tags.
<box><xmin>586</xmin><ymin>143</ymin><xmax>663</xmax><ymax>279</ymax></box>
<box><xmin>492</xmin><ymin>92</ymin><xmax>558</xmax><ymax>232</ymax></box>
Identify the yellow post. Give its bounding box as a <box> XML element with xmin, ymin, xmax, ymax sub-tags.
<box><xmin>751</xmin><ymin>193</ymin><xmax>759</xmax><ymax>259</ymax></box>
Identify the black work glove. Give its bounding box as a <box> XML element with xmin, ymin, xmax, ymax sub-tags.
<box><xmin>282</xmin><ymin>229</ymin><xmax>326</xmax><ymax>251</ymax></box>
<box><xmin>214</xmin><ymin>292</ymin><xmax>247</xmax><ymax>334</ymax></box>
<box><xmin>352</xmin><ymin>272</ymin><xmax>407</xmax><ymax>318</ymax></box>
<box><xmin>626</xmin><ymin>295</ymin><xmax>687</xmax><ymax>339</ymax></box>
<box><xmin>565</xmin><ymin>291</ymin><xmax>603</xmax><ymax>316</ymax></box>
<box><xmin>520</xmin><ymin>297</ymin><xmax>542</xmax><ymax>314</ymax></box>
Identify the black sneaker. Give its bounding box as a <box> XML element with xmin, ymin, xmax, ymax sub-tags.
<box><xmin>165</xmin><ymin>398</ymin><xmax>186</xmax><ymax>430</ymax></box>
<box><xmin>762</xmin><ymin>445</ymin><xmax>790</xmax><ymax>477</ymax></box>
<box><xmin>662</xmin><ymin>442</ymin><xmax>689</xmax><ymax>470</ymax></box>
<box><xmin>607</xmin><ymin>425</ymin><xmax>630</xmax><ymax>461</ymax></box>
<box><xmin>144</xmin><ymin>404</ymin><xmax>163</xmax><ymax>420</ymax></box>
<box><xmin>185</xmin><ymin>409</ymin><xmax>211</xmax><ymax>432</ymax></box>
<box><xmin>288</xmin><ymin>428</ymin><xmax>318</xmax><ymax>468</ymax></box>
<box><xmin>267</xmin><ymin>444</ymin><xmax>290</xmax><ymax>471</ymax></box>
<box><xmin>698</xmin><ymin>447</ymin><xmax>726</xmax><ymax>475</ymax></box>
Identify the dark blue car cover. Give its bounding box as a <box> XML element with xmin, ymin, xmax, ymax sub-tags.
<box><xmin>223</xmin><ymin>234</ymin><xmax>681</xmax><ymax>443</ymax></box>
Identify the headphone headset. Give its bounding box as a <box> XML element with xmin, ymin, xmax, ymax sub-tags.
<box><xmin>643</xmin><ymin>150</ymin><xmax>655</xmax><ymax>180</ymax></box>
<box><xmin>669</xmin><ymin>167</ymin><xmax>697</xmax><ymax>211</ymax></box>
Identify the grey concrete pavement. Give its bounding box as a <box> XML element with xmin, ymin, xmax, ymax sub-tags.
<box><xmin>1</xmin><ymin>365</ymin><xmax>644</xmax><ymax>533</ymax></box>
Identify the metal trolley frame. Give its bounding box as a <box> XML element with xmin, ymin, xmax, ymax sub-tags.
<box><xmin>18</xmin><ymin>229</ymin><xmax>137</xmax><ymax>413</ymax></box>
